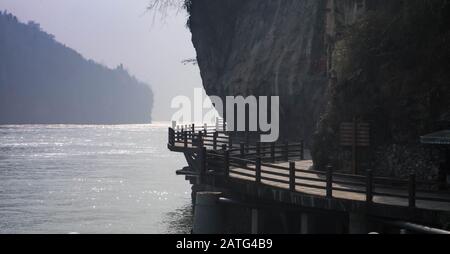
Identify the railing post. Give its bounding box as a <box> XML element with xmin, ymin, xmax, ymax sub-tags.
<box><xmin>256</xmin><ymin>157</ymin><xmax>262</xmax><ymax>184</ymax></box>
<box><xmin>168</xmin><ymin>128</ymin><xmax>171</xmax><ymax>146</ymax></box>
<box><xmin>290</xmin><ymin>162</ymin><xmax>296</xmax><ymax>192</ymax></box>
<box><xmin>198</xmin><ymin>131</ymin><xmax>204</xmax><ymax>148</ymax></box>
<box><xmin>224</xmin><ymin>149</ymin><xmax>230</xmax><ymax>178</ymax></box>
<box><xmin>200</xmin><ymin>147</ymin><xmax>207</xmax><ymax>182</ymax></box>
<box><xmin>326</xmin><ymin>165</ymin><xmax>333</xmax><ymax>198</ymax></box>
<box><xmin>204</xmin><ymin>123</ymin><xmax>208</xmax><ymax>135</ymax></box>
<box><xmin>239</xmin><ymin>142</ymin><xmax>246</xmax><ymax>167</ymax></box>
<box><xmin>179</xmin><ymin>127</ymin><xmax>184</xmax><ymax>142</ymax></box>
<box><xmin>184</xmin><ymin>131</ymin><xmax>188</xmax><ymax>148</ymax></box>
<box><xmin>191</xmin><ymin>124</ymin><xmax>195</xmax><ymax>139</ymax></box>
<box><xmin>409</xmin><ymin>172</ymin><xmax>416</xmax><ymax>209</ymax></box>
<box><xmin>271</xmin><ymin>143</ymin><xmax>275</xmax><ymax>163</ymax></box>
<box><xmin>256</xmin><ymin>142</ymin><xmax>261</xmax><ymax>159</ymax></box>
<box><xmin>228</xmin><ymin>136</ymin><xmax>233</xmax><ymax>149</ymax></box>
<box><xmin>213</xmin><ymin>132</ymin><xmax>218</xmax><ymax>150</ymax></box>
<box><xmin>222</xmin><ymin>144</ymin><xmax>227</xmax><ymax>151</ymax></box>
<box><xmin>240</xmin><ymin>142</ymin><xmax>245</xmax><ymax>158</ymax></box>
<box><xmin>168</xmin><ymin>128</ymin><xmax>175</xmax><ymax>147</ymax></box>
<box><xmin>366</xmin><ymin>169</ymin><xmax>373</xmax><ymax>204</ymax></box>
<box><xmin>300</xmin><ymin>141</ymin><xmax>305</xmax><ymax>160</ymax></box>
<box><xmin>284</xmin><ymin>142</ymin><xmax>289</xmax><ymax>161</ymax></box>
<box><xmin>261</xmin><ymin>143</ymin><xmax>266</xmax><ymax>158</ymax></box>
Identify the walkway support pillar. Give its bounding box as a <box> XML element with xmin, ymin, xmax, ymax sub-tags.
<box><xmin>348</xmin><ymin>213</ymin><xmax>370</xmax><ymax>234</ymax></box>
<box><xmin>251</xmin><ymin>208</ymin><xmax>259</xmax><ymax>234</ymax></box>
<box><xmin>193</xmin><ymin>192</ymin><xmax>224</xmax><ymax>234</ymax></box>
<box><xmin>301</xmin><ymin>213</ymin><xmax>313</xmax><ymax>234</ymax></box>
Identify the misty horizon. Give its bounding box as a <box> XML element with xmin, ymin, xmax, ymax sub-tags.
<box><xmin>0</xmin><ymin>0</ymin><xmax>203</xmax><ymax>121</ymax></box>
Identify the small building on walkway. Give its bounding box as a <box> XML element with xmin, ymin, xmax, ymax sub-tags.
<box><xmin>421</xmin><ymin>129</ymin><xmax>450</xmax><ymax>187</ymax></box>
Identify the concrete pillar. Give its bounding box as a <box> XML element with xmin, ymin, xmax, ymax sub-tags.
<box><xmin>300</xmin><ymin>212</ymin><xmax>348</xmax><ymax>234</ymax></box>
<box><xmin>301</xmin><ymin>213</ymin><xmax>312</xmax><ymax>234</ymax></box>
<box><xmin>280</xmin><ymin>212</ymin><xmax>289</xmax><ymax>234</ymax></box>
<box><xmin>348</xmin><ymin>213</ymin><xmax>369</xmax><ymax>234</ymax></box>
<box><xmin>192</xmin><ymin>192</ymin><xmax>223</xmax><ymax>234</ymax></box>
<box><xmin>251</xmin><ymin>208</ymin><xmax>259</xmax><ymax>234</ymax></box>
<box><xmin>400</xmin><ymin>229</ymin><xmax>409</xmax><ymax>234</ymax></box>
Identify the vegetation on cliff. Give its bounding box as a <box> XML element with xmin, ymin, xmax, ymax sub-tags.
<box><xmin>0</xmin><ymin>12</ymin><xmax>153</xmax><ymax>124</ymax></box>
<box><xmin>313</xmin><ymin>0</ymin><xmax>450</xmax><ymax>179</ymax></box>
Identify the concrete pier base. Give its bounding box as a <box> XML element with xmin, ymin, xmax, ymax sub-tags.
<box><xmin>301</xmin><ymin>213</ymin><xmax>312</xmax><ymax>234</ymax></box>
<box><xmin>300</xmin><ymin>212</ymin><xmax>347</xmax><ymax>234</ymax></box>
<box><xmin>348</xmin><ymin>213</ymin><xmax>370</xmax><ymax>234</ymax></box>
<box><xmin>251</xmin><ymin>208</ymin><xmax>259</xmax><ymax>234</ymax></box>
<box><xmin>192</xmin><ymin>192</ymin><xmax>223</xmax><ymax>234</ymax></box>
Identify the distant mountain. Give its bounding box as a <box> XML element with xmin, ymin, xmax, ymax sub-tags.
<box><xmin>0</xmin><ymin>12</ymin><xmax>153</xmax><ymax>124</ymax></box>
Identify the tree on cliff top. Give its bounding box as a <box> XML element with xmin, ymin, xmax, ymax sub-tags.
<box><xmin>147</xmin><ymin>0</ymin><xmax>191</xmax><ymax>18</ymax></box>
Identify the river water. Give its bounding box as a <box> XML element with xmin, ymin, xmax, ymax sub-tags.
<box><xmin>0</xmin><ymin>124</ymin><xmax>192</xmax><ymax>234</ymax></box>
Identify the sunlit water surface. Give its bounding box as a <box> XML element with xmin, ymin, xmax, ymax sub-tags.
<box><xmin>0</xmin><ymin>124</ymin><xmax>192</xmax><ymax>234</ymax></box>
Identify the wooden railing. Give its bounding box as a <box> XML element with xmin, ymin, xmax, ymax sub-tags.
<box><xmin>168</xmin><ymin>125</ymin><xmax>450</xmax><ymax>209</ymax></box>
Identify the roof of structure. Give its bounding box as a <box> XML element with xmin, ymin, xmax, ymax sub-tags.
<box><xmin>421</xmin><ymin>130</ymin><xmax>450</xmax><ymax>145</ymax></box>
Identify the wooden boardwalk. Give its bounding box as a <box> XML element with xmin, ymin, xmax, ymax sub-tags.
<box><xmin>230</xmin><ymin>160</ymin><xmax>450</xmax><ymax>211</ymax></box>
<box><xmin>168</xmin><ymin>124</ymin><xmax>450</xmax><ymax>213</ymax></box>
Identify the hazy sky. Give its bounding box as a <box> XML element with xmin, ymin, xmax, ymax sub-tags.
<box><xmin>0</xmin><ymin>0</ymin><xmax>204</xmax><ymax>121</ymax></box>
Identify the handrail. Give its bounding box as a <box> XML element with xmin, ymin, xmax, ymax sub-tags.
<box><xmin>167</xmin><ymin>125</ymin><xmax>450</xmax><ymax>209</ymax></box>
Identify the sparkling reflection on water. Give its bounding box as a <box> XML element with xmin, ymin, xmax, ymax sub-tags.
<box><xmin>0</xmin><ymin>124</ymin><xmax>192</xmax><ymax>234</ymax></box>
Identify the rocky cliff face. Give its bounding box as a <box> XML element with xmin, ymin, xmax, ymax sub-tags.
<box><xmin>187</xmin><ymin>0</ymin><xmax>450</xmax><ymax>180</ymax></box>
<box><xmin>188</xmin><ymin>0</ymin><xmax>329</xmax><ymax>144</ymax></box>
